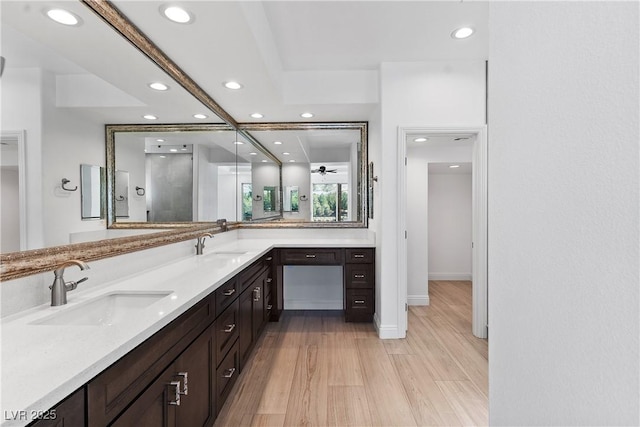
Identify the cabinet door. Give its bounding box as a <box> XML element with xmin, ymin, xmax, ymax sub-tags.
<box><xmin>111</xmin><ymin>363</ymin><xmax>178</xmax><ymax>427</ymax></box>
<box><xmin>175</xmin><ymin>326</ymin><xmax>216</xmax><ymax>427</ymax></box>
<box><xmin>251</xmin><ymin>272</ymin><xmax>265</xmax><ymax>340</ymax></box>
<box><xmin>238</xmin><ymin>286</ymin><xmax>254</xmax><ymax>369</ymax></box>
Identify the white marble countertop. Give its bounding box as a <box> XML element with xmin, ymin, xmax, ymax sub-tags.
<box><xmin>0</xmin><ymin>235</ymin><xmax>374</xmax><ymax>426</ymax></box>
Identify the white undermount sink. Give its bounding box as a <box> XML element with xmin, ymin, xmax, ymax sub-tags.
<box><xmin>210</xmin><ymin>251</ymin><xmax>248</xmax><ymax>255</ymax></box>
<box><xmin>31</xmin><ymin>291</ymin><xmax>173</xmax><ymax>326</ymax></box>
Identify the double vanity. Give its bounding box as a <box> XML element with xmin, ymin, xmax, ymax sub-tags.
<box><xmin>0</xmin><ymin>231</ymin><xmax>374</xmax><ymax>426</ymax></box>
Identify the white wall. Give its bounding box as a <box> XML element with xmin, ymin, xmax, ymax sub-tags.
<box><xmin>488</xmin><ymin>2</ymin><xmax>639</xmax><ymax>425</ymax></box>
<box><xmin>1</xmin><ymin>168</ymin><xmax>20</xmax><ymax>252</ymax></box>
<box><xmin>282</xmin><ymin>162</ymin><xmax>311</xmax><ymax>221</ymax></box>
<box><xmin>41</xmin><ymin>71</ymin><xmax>106</xmax><ymax>245</ymax></box>
<box><xmin>406</xmin><ymin>141</ymin><xmax>473</xmax><ymax>305</ymax></box>
<box><xmin>376</xmin><ymin>60</ymin><xmax>486</xmax><ymax>337</ymax></box>
<box><xmin>427</xmin><ymin>171</ymin><xmax>472</xmax><ymax>280</ymax></box>
<box><xmin>1</xmin><ymin>68</ymin><xmax>44</xmax><ymax>249</ymax></box>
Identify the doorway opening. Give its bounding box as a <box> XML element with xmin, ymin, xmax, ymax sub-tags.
<box><xmin>397</xmin><ymin>126</ymin><xmax>487</xmax><ymax>339</ymax></box>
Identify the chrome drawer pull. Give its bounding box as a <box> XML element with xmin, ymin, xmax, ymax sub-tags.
<box><xmin>266</xmin><ymin>278</ymin><xmax>273</xmax><ymax>283</ymax></box>
<box><xmin>266</xmin><ymin>257</ymin><xmax>273</xmax><ymax>261</ymax></box>
<box><xmin>176</xmin><ymin>372</ymin><xmax>188</xmax><ymax>395</ymax></box>
<box><xmin>354</xmin><ymin>300</ymin><xmax>365</xmax><ymax>304</ymax></box>
<box><xmin>354</xmin><ymin>254</ymin><xmax>365</xmax><ymax>258</ymax></box>
<box><xmin>224</xmin><ymin>324</ymin><xmax>236</xmax><ymax>333</ymax></box>
<box><xmin>305</xmin><ymin>254</ymin><xmax>316</xmax><ymax>258</ymax></box>
<box><xmin>222</xmin><ymin>367</ymin><xmax>236</xmax><ymax>378</ymax></box>
<box><xmin>354</xmin><ymin>274</ymin><xmax>365</xmax><ymax>279</ymax></box>
<box><xmin>253</xmin><ymin>287</ymin><xmax>261</xmax><ymax>301</ymax></box>
<box><xmin>167</xmin><ymin>381</ymin><xmax>181</xmax><ymax>406</ymax></box>
<box><xmin>223</xmin><ymin>288</ymin><xmax>236</xmax><ymax>296</ymax></box>
<box><xmin>267</xmin><ymin>304</ymin><xmax>273</xmax><ymax>310</ymax></box>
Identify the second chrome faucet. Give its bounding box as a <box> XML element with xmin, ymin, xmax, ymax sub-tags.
<box><xmin>195</xmin><ymin>233</ymin><xmax>213</xmax><ymax>255</ymax></box>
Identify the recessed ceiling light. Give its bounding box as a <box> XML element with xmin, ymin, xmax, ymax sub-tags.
<box><xmin>413</xmin><ymin>137</ymin><xmax>428</xmax><ymax>142</ymax></box>
<box><xmin>169</xmin><ymin>148</ymin><xmax>178</xmax><ymax>152</ymax></box>
<box><xmin>161</xmin><ymin>5</ymin><xmax>192</xmax><ymax>24</ymax></box>
<box><xmin>289</xmin><ymin>160</ymin><xmax>296</xmax><ymax>163</ymax></box>
<box><xmin>45</xmin><ymin>9</ymin><xmax>81</xmax><ymax>26</ymax></box>
<box><xmin>143</xmin><ymin>114</ymin><xmax>158</xmax><ymax>120</ymax></box>
<box><xmin>148</xmin><ymin>82</ymin><xmax>169</xmax><ymax>91</ymax></box>
<box><xmin>273</xmin><ymin>141</ymin><xmax>282</xmax><ymax>145</ymax></box>
<box><xmin>451</xmin><ymin>27</ymin><xmax>474</xmax><ymax>39</ymax></box>
<box><xmin>181</xmin><ymin>148</ymin><xmax>188</xmax><ymax>151</ymax></box>
<box><xmin>300</xmin><ymin>112</ymin><xmax>314</xmax><ymax>118</ymax></box>
<box><xmin>193</xmin><ymin>113</ymin><xmax>208</xmax><ymax>119</ymax></box>
<box><xmin>282</xmin><ymin>152</ymin><xmax>290</xmax><ymax>156</ymax></box>
<box><xmin>449</xmin><ymin>165</ymin><xmax>461</xmax><ymax>168</ymax></box>
<box><xmin>156</xmin><ymin>139</ymin><xmax>165</xmax><ymax>142</ymax></box>
<box><xmin>159</xmin><ymin>155</ymin><xmax>167</xmax><ymax>158</ymax></box>
<box><xmin>250</xmin><ymin>113</ymin><xmax>264</xmax><ymax>119</ymax></box>
<box><xmin>261</xmin><ymin>160</ymin><xmax>268</xmax><ymax>163</ymax></box>
<box><xmin>249</xmin><ymin>152</ymin><xmax>258</xmax><ymax>156</ymax></box>
<box><xmin>224</xmin><ymin>81</ymin><xmax>243</xmax><ymax>90</ymax></box>
<box><xmin>234</xmin><ymin>141</ymin><xmax>244</xmax><ymax>145</ymax></box>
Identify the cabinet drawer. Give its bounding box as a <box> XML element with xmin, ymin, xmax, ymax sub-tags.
<box><xmin>345</xmin><ymin>289</ymin><xmax>374</xmax><ymax>322</ymax></box>
<box><xmin>215</xmin><ymin>277</ymin><xmax>238</xmax><ymax>316</ymax></box>
<box><xmin>345</xmin><ymin>264</ymin><xmax>374</xmax><ymax>288</ymax></box>
<box><xmin>345</xmin><ymin>248</ymin><xmax>375</xmax><ymax>264</ymax></box>
<box><xmin>215</xmin><ymin>299</ymin><xmax>239</xmax><ymax>367</ymax></box>
<box><xmin>216</xmin><ymin>340</ymin><xmax>240</xmax><ymax>414</ymax></box>
<box><xmin>279</xmin><ymin>248</ymin><xmax>344</xmax><ymax>265</ymax></box>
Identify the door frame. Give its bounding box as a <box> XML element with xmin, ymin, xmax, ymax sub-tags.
<box><xmin>397</xmin><ymin>125</ymin><xmax>488</xmax><ymax>338</ymax></box>
<box><xmin>1</xmin><ymin>130</ymin><xmax>27</xmax><ymax>250</ymax></box>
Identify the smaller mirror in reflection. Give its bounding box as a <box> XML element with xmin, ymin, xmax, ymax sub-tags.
<box><xmin>114</xmin><ymin>170</ymin><xmax>130</xmax><ymax>218</ymax></box>
<box><xmin>263</xmin><ymin>186</ymin><xmax>277</xmax><ymax>212</ymax></box>
<box><xmin>80</xmin><ymin>164</ymin><xmax>105</xmax><ymax>220</ymax></box>
<box><xmin>283</xmin><ymin>186</ymin><xmax>299</xmax><ymax>213</ymax></box>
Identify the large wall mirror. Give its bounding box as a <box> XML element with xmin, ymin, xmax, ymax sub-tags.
<box><xmin>106</xmin><ymin>122</ymin><xmax>368</xmax><ymax>228</ymax></box>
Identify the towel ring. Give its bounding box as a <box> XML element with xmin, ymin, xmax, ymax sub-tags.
<box><xmin>61</xmin><ymin>178</ymin><xmax>77</xmax><ymax>192</ymax></box>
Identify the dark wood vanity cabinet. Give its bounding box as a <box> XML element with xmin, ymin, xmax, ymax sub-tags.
<box><xmin>34</xmin><ymin>247</ymin><xmax>375</xmax><ymax>427</ymax></box>
<box><xmin>85</xmin><ymin>251</ymin><xmax>274</xmax><ymax>427</ymax></box>
<box><xmin>273</xmin><ymin>247</ymin><xmax>375</xmax><ymax>322</ymax></box>
<box><xmin>344</xmin><ymin>248</ymin><xmax>375</xmax><ymax>322</ymax></box>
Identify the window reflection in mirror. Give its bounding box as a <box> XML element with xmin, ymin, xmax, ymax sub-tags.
<box><xmin>80</xmin><ymin>164</ymin><xmax>104</xmax><ymax>220</ymax></box>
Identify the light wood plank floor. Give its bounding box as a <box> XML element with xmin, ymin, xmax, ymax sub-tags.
<box><xmin>215</xmin><ymin>280</ymin><xmax>488</xmax><ymax>427</ymax></box>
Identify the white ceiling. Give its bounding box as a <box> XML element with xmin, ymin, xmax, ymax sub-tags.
<box><xmin>112</xmin><ymin>1</ymin><xmax>489</xmax><ymax>123</ymax></box>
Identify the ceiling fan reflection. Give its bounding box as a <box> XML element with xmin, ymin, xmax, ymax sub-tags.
<box><xmin>311</xmin><ymin>166</ymin><xmax>337</xmax><ymax>175</ymax></box>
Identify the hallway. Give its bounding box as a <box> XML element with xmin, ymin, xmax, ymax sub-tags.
<box><xmin>215</xmin><ymin>280</ymin><xmax>488</xmax><ymax>426</ymax></box>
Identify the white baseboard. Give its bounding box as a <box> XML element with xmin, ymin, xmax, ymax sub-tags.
<box><xmin>408</xmin><ymin>295</ymin><xmax>429</xmax><ymax>306</ymax></box>
<box><xmin>374</xmin><ymin>313</ymin><xmax>404</xmax><ymax>339</ymax></box>
<box><xmin>284</xmin><ymin>299</ymin><xmax>342</xmax><ymax>310</ymax></box>
<box><xmin>428</xmin><ymin>273</ymin><xmax>472</xmax><ymax>281</ymax></box>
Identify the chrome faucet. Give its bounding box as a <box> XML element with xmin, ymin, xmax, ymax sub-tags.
<box><xmin>216</xmin><ymin>218</ymin><xmax>228</xmax><ymax>232</ymax></box>
<box><xmin>49</xmin><ymin>260</ymin><xmax>90</xmax><ymax>306</ymax></box>
<box><xmin>195</xmin><ymin>233</ymin><xmax>213</xmax><ymax>255</ymax></box>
